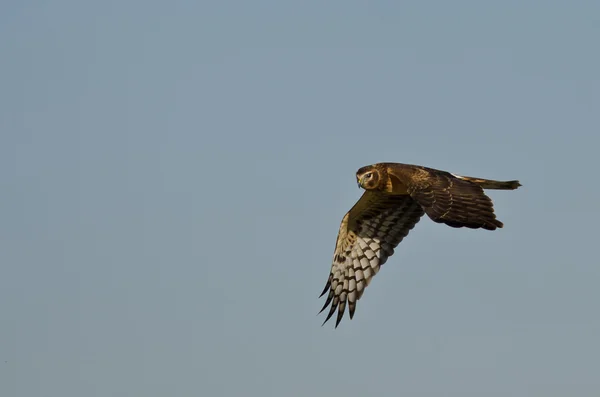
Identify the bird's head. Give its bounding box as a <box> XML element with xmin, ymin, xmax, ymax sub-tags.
<box><xmin>356</xmin><ymin>166</ymin><xmax>383</xmax><ymax>190</ymax></box>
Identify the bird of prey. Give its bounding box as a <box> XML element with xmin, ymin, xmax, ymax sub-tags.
<box><xmin>319</xmin><ymin>162</ymin><xmax>521</xmax><ymax>327</ymax></box>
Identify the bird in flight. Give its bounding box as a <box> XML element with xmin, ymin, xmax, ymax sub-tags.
<box><xmin>319</xmin><ymin>162</ymin><xmax>521</xmax><ymax>327</ymax></box>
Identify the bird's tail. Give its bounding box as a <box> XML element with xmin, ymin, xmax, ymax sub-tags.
<box><xmin>452</xmin><ymin>174</ymin><xmax>522</xmax><ymax>190</ymax></box>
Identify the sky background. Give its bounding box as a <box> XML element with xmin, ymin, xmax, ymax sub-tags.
<box><xmin>1</xmin><ymin>1</ymin><xmax>599</xmax><ymax>396</ymax></box>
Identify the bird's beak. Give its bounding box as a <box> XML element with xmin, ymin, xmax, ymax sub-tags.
<box><xmin>357</xmin><ymin>176</ymin><xmax>363</xmax><ymax>189</ymax></box>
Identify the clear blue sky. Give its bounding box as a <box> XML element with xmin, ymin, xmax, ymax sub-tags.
<box><xmin>2</xmin><ymin>1</ymin><xmax>599</xmax><ymax>396</ymax></box>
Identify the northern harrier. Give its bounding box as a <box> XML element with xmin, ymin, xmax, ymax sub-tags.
<box><xmin>319</xmin><ymin>162</ymin><xmax>521</xmax><ymax>327</ymax></box>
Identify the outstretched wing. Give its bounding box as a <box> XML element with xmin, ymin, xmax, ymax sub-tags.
<box><xmin>319</xmin><ymin>191</ymin><xmax>424</xmax><ymax>327</ymax></box>
<box><xmin>399</xmin><ymin>167</ymin><xmax>504</xmax><ymax>230</ymax></box>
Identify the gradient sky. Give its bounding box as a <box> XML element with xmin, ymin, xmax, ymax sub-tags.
<box><xmin>2</xmin><ymin>1</ymin><xmax>599</xmax><ymax>396</ymax></box>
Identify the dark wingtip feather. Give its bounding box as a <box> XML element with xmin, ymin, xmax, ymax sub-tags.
<box><xmin>335</xmin><ymin>314</ymin><xmax>342</xmax><ymax>328</ymax></box>
<box><xmin>319</xmin><ymin>279</ymin><xmax>331</xmax><ymax>298</ymax></box>
<box><xmin>318</xmin><ymin>290</ymin><xmax>334</xmax><ymax>314</ymax></box>
<box><xmin>322</xmin><ymin>304</ymin><xmax>337</xmax><ymax>326</ymax></box>
<box><xmin>335</xmin><ymin>302</ymin><xmax>346</xmax><ymax>328</ymax></box>
<box><xmin>349</xmin><ymin>303</ymin><xmax>356</xmax><ymax>320</ymax></box>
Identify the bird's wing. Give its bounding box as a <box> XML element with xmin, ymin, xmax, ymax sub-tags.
<box><xmin>319</xmin><ymin>190</ymin><xmax>424</xmax><ymax>327</ymax></box>
<box><xmin>388</xmin><ymin>165</ymin><xmax>504</xmax><ymax>230</ymax></box>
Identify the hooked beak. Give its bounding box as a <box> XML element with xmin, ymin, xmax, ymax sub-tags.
<box><xmin>357</xmin><ymin>176</ymin><xmax>363</xmax><ymax>189</ymax></box>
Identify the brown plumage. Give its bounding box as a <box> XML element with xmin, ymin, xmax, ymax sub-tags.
<box><xmin>319</xmin><ymin>162</ymin><xmax>521</xmax><ymax>327</ymax></box>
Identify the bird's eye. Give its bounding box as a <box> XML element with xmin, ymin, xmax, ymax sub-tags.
<box><xmin>366</xmin><ymin>173</ymin><xmax>372</xmax><ymax>178</ymax></box>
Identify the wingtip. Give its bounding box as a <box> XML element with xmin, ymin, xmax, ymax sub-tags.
<box><xmin>319</xmin><ymin>279</ymin><xmax>331</xmax><ymax>298</ymax></box>
<box><xmin>322</xmin><ymin>304</ymin><xmax>337</xmax><ymax>325</ymax></box>
<box><xmin>318</xmin><ymin>301</ymin><xmax>329</xmax><ymax>315</ymax></box>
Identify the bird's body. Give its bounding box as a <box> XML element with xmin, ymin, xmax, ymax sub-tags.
<box><xmin>320</xmin><ymin>162</ymin><xmax>521</xmax><ymax>327</ymax></box>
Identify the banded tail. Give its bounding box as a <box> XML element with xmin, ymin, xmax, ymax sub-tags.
<box><xmin>451</xmin><ymin>174</ymin><xmax>522</xmax><ymax>190</ymax></box>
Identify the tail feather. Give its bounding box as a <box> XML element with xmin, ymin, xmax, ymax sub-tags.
<box><xmin>451</xmin><ymin>174</ymin><xmax>522</xmax><ymax>190</ymax></box>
